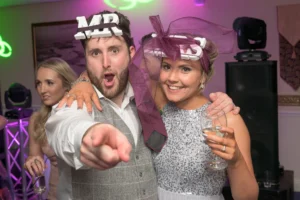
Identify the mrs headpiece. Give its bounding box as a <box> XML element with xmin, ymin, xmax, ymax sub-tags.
<box><xmin>140</xmin><ymin>15</ymin><xmax>236</xmax><ymax>74</ymax></box>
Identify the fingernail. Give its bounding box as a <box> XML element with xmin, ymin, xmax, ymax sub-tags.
<box><xmin>203</xmin><ymin>133</ymin><xmax>208</xmax><ymax>137</ymax></box>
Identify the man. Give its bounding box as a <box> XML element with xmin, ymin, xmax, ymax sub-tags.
<box><xmin>46</xmin><ymin>10</ymin><xmax>238</xmax><ymax>200</ymax></box>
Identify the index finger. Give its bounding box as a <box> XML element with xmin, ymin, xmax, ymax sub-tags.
<box><xmin>92</xmin><ymin>93</ymin><xmax>102</xmax><ymax>111</ymax></box>
<box><xmin>207</xmin><ymin>94</ymin><xmax>225</xmax><ymax>109</ymax></box>
<box><xmin>208</xmin><ymin>98</ymin><xmax>235</xmax><ymax>116</ymax></box>
<box><xmin>83</xmin><ymin>93</ymin><xmax>93</xmax><ymax>113</ymax></box>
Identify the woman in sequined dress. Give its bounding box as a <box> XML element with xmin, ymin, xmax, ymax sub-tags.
<box><xmin>138</xmin><ymin>16</ymin><xmax>259</xmax><ymax>200</ymax></box>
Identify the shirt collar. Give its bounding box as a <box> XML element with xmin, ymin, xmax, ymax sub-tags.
<box><xmin>93</xmin><ymin>82</ymin><xmax>135</xmax><ymax>101</ymax></box>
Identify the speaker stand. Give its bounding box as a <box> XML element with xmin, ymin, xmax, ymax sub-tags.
<box><xmin>234</xmin><ymin>50</ymin><xmax>271</xmax><ymax>61</ymax></box>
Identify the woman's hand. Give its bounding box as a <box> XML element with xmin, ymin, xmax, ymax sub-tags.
<box><xmin>24</xmin><ymin>156</ymin><xmax>46</xmax><ymax>177</ymax></box>
<box><xmin>57</xmin><ymin>81</ymin><xmax>102</xmax><ymax>113</ymax></box>
<box><xmin>204</xmin><ymin>126</ymin><xmax>243</xmax><ymax>166</ymax></box>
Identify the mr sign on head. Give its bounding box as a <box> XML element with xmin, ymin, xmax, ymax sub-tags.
<box><xmin>74</xmin><ymin>13</ymin><xmax>123</xmax><ymax>40</ymax></box>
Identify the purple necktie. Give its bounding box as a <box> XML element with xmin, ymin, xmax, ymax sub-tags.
<box><xmin>129</xmin><ymin>61</ymin><xmax>167</xmax><ymax>152</ymax></box>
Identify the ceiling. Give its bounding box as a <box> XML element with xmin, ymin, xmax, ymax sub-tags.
<box><xmin>0</xmin><ymin>0</ymin><xmax>64</xmax><ymax>8</ymax></box>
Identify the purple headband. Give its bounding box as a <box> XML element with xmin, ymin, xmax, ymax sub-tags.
<box><xmin>142</xmin><ymin>15</ymin><xmax>236</xmax><ymax>74</ymax></box>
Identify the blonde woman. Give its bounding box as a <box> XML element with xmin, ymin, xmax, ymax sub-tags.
<box><xmin>134</xmin><ymin>16</ymin><xmax>258</xmax><ymax>200</ymax></box>
<box><xmin>24</xmin><ymin>58</ymin><xmax>77</xmax><ymax>199</ymax></box>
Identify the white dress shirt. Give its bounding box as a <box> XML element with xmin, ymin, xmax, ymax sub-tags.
<box><xmin>45</xmin><ymin>83</ymin><xmax>141</xmax><ymax>199</ymax></box>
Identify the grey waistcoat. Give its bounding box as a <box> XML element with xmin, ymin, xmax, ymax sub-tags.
<box><xmin>71</xmin><ymin>99</ymin><xmax>158</xmax><ymax>200</ymax></box>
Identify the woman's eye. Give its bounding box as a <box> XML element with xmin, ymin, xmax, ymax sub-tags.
<box><xmin>182</xmin><ymin>67</ymin><xmax>191</xmax><ymax>72</ymax></box>
<box><xmin>162</xmin><ymin>64</ymin><xmax>170</xmax><ymax>70</ymax></box>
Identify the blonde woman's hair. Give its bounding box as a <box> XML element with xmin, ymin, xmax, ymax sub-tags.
<box><xmin>201</xmin><ymin>39</ymin><xmax>218</xmax><ymax>84</ymax></box>
<box><xmin>34</xmin><ymin>57</ymin><xmax>77</xmax><ymax>143</ymax></box>
<box><xmin>198</xmin><ymin>39</ymin><xmax>218</xmax><ymax>92</ymax></box>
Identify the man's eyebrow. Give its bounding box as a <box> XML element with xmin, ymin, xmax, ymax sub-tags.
<box><xmin>87</xmin><ymin>48</ymin><xmax>101</xmax><ymax>53</ymax></box>
<box><xmin>108</xmin><ymin>45</ymin><xmax>122</xmax><ymax>49</ymax></box>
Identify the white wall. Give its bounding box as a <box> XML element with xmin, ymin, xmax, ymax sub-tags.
<box><xmin>0</xmin><ymin>0</ymin><xmax>300</xmax><ymax>191</ymax></box>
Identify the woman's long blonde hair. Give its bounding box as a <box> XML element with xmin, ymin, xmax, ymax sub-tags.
<box><xmin>34</xmin><ymin>57</ymin><xmax>77</xmax><ymax>143</ymax></box>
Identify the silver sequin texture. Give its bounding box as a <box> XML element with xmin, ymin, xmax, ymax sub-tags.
<box><xmin>153</xmin><ymin>102</ymin><xmax>226</xmax><ymax>196</ymax></box>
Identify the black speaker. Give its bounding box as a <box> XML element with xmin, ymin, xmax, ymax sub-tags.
<box><xmin>225</xmin><ymin>60</ymin><xmax>279</xmax><ymax>185</ymax></box>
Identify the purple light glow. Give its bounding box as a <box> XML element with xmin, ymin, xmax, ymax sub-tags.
<box><xmin>4</xmin><ymin>118</ymin><xmax>34</xmax><ymax>198</ymax></box>
<box><xmin>194</xmin><ymin>0</ymin><xmax>205</xmax><ymax>6</ymax></box>
<box><xmin>6</xmin><ymin>121</ymin><xmax>29</xmax><ymax>127</ymax></box>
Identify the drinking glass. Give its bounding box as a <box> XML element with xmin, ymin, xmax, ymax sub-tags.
<box><xmin>202</xmin><ymin>109</ymin><xmax>228</xmax><ymax>170</ymax></box>
<box><xmin>33</xmin><ymin>174</ymin><xmax>46</xmax><ymax>194</ymax></box>
<box><xmin>32</xmin><ymin>155</ymin><xmax>54</xmax><ymax>195</ymax></box>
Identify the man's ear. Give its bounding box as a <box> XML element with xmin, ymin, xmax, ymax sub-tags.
<box><xmin>129</xmin><ymin>46</ymin><xmax>136</xmax><ymax>59</ymax></box>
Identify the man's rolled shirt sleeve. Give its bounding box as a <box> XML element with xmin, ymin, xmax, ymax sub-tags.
<box><xmin>45</xmin><ymin>102</ymin><xmax>98</xmax><ymax>169</ymax></box>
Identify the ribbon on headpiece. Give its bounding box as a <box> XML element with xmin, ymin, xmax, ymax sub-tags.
<box><xmin>148</xmin><ymin>16</ymin><xmax>200</xmax><ymax>61</ymax></box>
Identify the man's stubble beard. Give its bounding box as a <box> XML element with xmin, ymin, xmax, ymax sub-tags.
<box><xmin>87</xmin><ymin>67</ymin><xmax>129</xmax><ymax>100</ymax></box>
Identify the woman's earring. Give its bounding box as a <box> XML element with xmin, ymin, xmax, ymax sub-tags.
<box><xmin>200</xmin><ymin>83</ymin><xmax>205</xmax><ymax>90</ymax></box>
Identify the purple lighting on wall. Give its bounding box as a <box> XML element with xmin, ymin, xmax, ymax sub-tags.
<box><xmin>194</xmin><ymin>0</ymin><xmax>205</xmax><ymax>6</ymax></box>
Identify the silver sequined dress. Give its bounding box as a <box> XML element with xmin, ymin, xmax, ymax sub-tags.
<box><xmin>153</xmin><ymin>102</ymin><xmax>226</xmax><ymax>200</ymax></box>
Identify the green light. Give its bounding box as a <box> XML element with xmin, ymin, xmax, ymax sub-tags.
<box><xmin>104</xmin><ymin>0</ymin><xmax>154</xmax><ymax>10</ymax></box>
<box><xmin>0</xmin><ymin>35</ymin><xmax>12</xmax><ymax>58</ymax></box>
<box><xmin>104</xmin><ymin>0</ymin><xmax>117</xmax><ymax>8</ymax></box>
<box><xmin>118</xmin><ymin>0</ymin><xmax>137</xmax><ymax>10</ymax></box>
